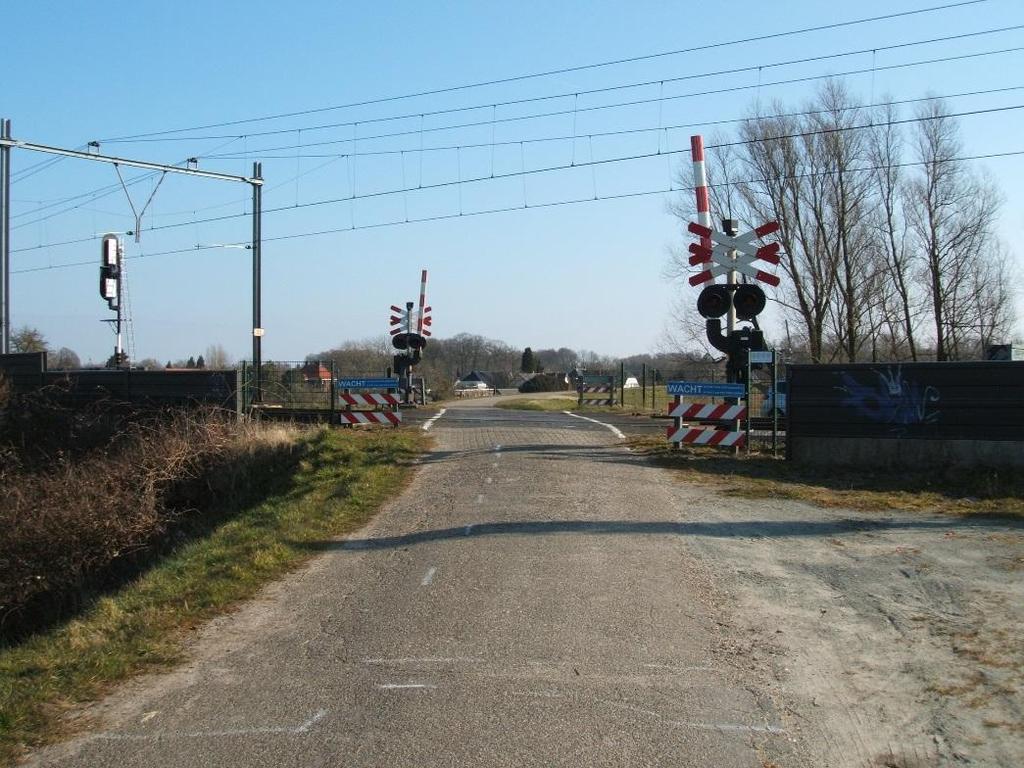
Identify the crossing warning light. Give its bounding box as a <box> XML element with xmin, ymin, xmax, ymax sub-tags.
<box><xmin>697</xmin><ymin>284</ymin><xmax>730</xmax><ymax>318</ymax></box>
<box><xmin>733</xmin><ymin>284</ymin><xmax>766</xmax><ymax>320</ymax></box>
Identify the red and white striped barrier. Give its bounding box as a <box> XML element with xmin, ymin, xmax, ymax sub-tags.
<box><xmin>579</xmin><ymin>385</ymin><xmax>612</xmax><ymax>393</ymax></box>
<box><xmin>339</xmin><ymin>392</ymin><xmax>401</xmax><ymax>407</ymax></box>
<box><xmin>580</xmin><ymin>397</ymin><xmax>614</xmax><ymax>406</ymax></box>
<box><xmin>337</xmin><ymin>411</ymin><xmax>402</xmax><ymax>426</ymax></box>
<box><xmin>668</xmin><ymin>402</ymin><xmax>747</xmax><ymax>420</ymax></box>
<box><xmin>667</xmin><ymin>425</ymin><xmax>745</xmax><ymax>447</ymax></box>
<box><xmin>691</xmin><ymin>135</ymin><xmax>713</xmax><ymax>256</ymax></box>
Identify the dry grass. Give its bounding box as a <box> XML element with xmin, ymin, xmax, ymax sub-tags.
<box><xmin>627</xmin><ymin>436</ymin><xmax>1024</xmax><ymax>517</ymax></box>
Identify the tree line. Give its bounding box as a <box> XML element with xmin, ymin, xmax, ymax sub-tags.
<box><xmin>668</xmin><ymin>81</ymin><xmax>1019</xmax><ymax>363</ymax></box>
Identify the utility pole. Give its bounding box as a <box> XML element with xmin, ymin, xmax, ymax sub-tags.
<box><xmin>0</xmin><ymin>119</ymin><xmax>11</xmax><ymax>354</ymax></box>
<box><xmin>251</xmin><ymin>162</ymin><xmax>263</xmax><ymax>403</ymax></box>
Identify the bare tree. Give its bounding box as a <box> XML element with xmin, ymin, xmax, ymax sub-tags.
<box><xmin>868</xmin><ymin>100</ymin><xmax>920</xmax><ymax>360</ymax></box>
<box><xmin>906</xmin><ymin>100</ymin><xmax>1002</xmax><ymax>360</ymax></box>
<box><xmin>50</xmin><ymin>347</ymin><xmax>81</xmax><ymax>369</ymax></box>
<box><xmin>204</xmin><ymin>344</ymin><xmax>233</xmax><ymax>369</ymax></box>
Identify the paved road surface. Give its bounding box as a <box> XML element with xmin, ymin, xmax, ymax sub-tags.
<box><xmin>30</xmin><ymin>398</ymin><xmax>794</xmax><ymax>767</ymax></box>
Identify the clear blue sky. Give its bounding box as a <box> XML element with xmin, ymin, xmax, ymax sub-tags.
<box><xmin>6</xmin><ymin>0</ymin><xmax>1023</xmax><ymax>365</ymax></box>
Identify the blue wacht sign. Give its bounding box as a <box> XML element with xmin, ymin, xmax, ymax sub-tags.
<box><xmin>666</xmin><ymin>380</ymin><xmax>745</xmax><ymax>398</ymax></box>
<box><xmin>337</xmin><ymin>378</ymin><xmax>399</xmax><ymax>389</ymax></box>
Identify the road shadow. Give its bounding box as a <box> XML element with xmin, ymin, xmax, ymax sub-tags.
<box><xmin>416</xmin><ymin>443</ymin><xmax>643</xmax><ymax>466</ymax></box>
<box><xmin>292</xmin><ymin>514</ymin><xmax>1021</xmax><ymax>553</ymax></box>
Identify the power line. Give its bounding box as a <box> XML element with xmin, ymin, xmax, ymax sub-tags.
<box><xmin>104</xmin><ymin>23</ymin><xmax>1024</xmax><ymax>150</ymax></box>
<box><xmin>198</xmin><ymin>45</ymin><xmax>1024</xmax><ymax>159</ymax></box>
<box><xmin>208</xmin><ymin>85</ymin><xmax>1024</xmax><ymax>162</ymax></box>
<box><xmin>13</xmin><ymin>37</ymin><xmax>1021</xmax><ymax>235</ymax></box>
<box><xmin>13</xmin><ymin>99</ymin><xmax>1024</xmax><ymax>256</ymax></box>
<box><xmin>98</xmin><ymin>0</ymin><xmax>993</xmax><ymax>143</ymax></box>
<box><xmin>13</xmin><ymin>145</ymin><xmax>1024</xmax><ymax>276</ymax></box>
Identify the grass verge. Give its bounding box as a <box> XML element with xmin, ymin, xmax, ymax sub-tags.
<box><xmin>0</xmin><ymin>427</ymin><xmax>424</xmax><ymax>764</ymax></box>
<box><xmin>628</xmin><ymin>436</ymin><xmax>1024</xmax><ymax>517</ymax></box>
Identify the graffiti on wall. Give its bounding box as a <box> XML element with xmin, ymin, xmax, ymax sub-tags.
<box><xmin>837</xmin><ymin>365</ymin><xmax>941</xmax><ymax>435</ymax></box>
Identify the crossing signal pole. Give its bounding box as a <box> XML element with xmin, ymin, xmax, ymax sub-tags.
<box><xmin>389</xmin><ymin>270</ymin><xmax>432</xmax><ymax>405</ymax></box>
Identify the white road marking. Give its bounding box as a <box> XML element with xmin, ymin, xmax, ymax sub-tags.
<box><xmin>642</xmin><ymin>663</ymin><xmax>715</xmax><ymax>672</ymax></box>
<box><xmin>421</xmin><ymin>567</ymin><xmax>437</xmax><ymax>586</ymax></box>
<box><xmin>597</xmin><ymin>698</ymin><xmax>785</xmax><ymax>736</ymax></box>
<box><xmin>139</xmin><ymin>711</ymin><xmax>158</xmax><ymax>723</ymax></box>
<box><xmin>378</xmin><ymin>683</ymin><xmax>436</xmax><ymax>690</ymax></box>
<box><xmin>363</xmin><ymin>657</ymin><xmax>480</xmax><ymax>665</ymax></box>
<box><xmin>563</xmin><ymin>411</ymin><xmax>626</xmax><ymax>440</ymax></box>
<box><xmin>296</xmin><ymin>709</ymin><xmax>328</xmax><ymax>732</ymax></box>
<box><xmin>421</xmin><ymin>408</ymin><xmax>447</xmax><ymax>431</ymax></box>
<box><xmin>93</xmin><ymin>709</ymin><xmax>328</xmax><ymax>740</ymax></box>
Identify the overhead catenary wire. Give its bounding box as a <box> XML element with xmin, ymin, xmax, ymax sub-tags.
<box><xmin>8</xmin><ymin>135</ymin><xmax>248</xmax><ymax>231</ymax></box>
<box><xmin>104</xmin><ymin>24</ymin><xmax>1024</xmax><ymax>152</ymax></box>
<box><xmin>196</xmin><ymin>44</ymin><xmax>1024</xmax><ymax>159</ymax></box>
<box><xmin>17</xmin><ymin>84</ymin><xmax>1023</xmax><ymax>256</ymax></box>
<box><xmin>14</xmin><ymin>147</ymin><xmax>1024</xmax><ymax>276</ymax></box>
<box><xmin>12</xmin><ymin>37</ymin><xmax>1022</xmax><ymax>234</ymax></box>
<box><xmin>205</xmin><ymin>85</ymin><xmax>1024</xmax><ymax>162</ymax></box>
<box><xmin>97</xmin><ymin>0</ymin><xmax>994</xmax><ymax>143</ymax></box>
<box><xmin>12</xmin><ymin>97</ymin><xmax>1024</xmax><ymax>256</ymax></box>
<box><xmin>12</xmin><ymin>41</ymin><xmax>1019</xmax><ymax>240</ymax></box>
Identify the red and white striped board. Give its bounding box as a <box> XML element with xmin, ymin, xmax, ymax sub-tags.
<box><xmin>339</xmin><ymin>392</ymin><xmax>401</xmax><ymax>407</ymax></box>
<box><xmin>667</xmin><ymin>425</ymin><xmax>745</xmax><ymax>447</ymax></box>
<box><xmin>669</xmin><ymin>402</ymin><xmax>747</xmax><ymax>421</ymax></box>
<box><xmin>337</xmin><ymin>411</ymin><xmax>402</xmax><ymax>426</ymax></box>
<box><xmin>579</xmin><ymin>385</ymin><xmax>612</xmax><ymax>393</ymax></box>
<box><xmin>580</xmin><ymin>398</ymin><xmax>614</xmax><ymax>406</ymax></box>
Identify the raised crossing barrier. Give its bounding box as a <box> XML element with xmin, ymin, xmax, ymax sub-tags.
<box><xmin>336</xmin><ymin>377</ymin><xmax>402</xmax><ymax>427</ymax></box>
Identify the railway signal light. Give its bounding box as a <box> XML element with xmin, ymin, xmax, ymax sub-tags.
<box><xmin>99</xmin><ymin>234</ymin><xmax>120</xmax><ymax>310</ymax></box>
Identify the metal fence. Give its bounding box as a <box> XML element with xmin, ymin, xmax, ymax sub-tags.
<box><xmin>241</xmin><ymin>360</ymin><xmax>427</xmax><ymax>416</ymax></box>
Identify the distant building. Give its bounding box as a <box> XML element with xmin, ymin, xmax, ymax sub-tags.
<box><xmin>301</xmin><ymin>361</ymin><xmax>333</xmax><ymax>390</ymax></box>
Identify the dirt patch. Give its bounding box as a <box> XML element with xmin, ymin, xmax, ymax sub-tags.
<box><xmin>669</xmin><ymin>482</ymin><xmax>1024</xmax><ymax>767</ymax></box>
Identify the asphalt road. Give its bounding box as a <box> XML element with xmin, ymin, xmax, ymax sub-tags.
<box><xmin>30</xmin><ymin>398</ymin><xmax>794</xmax><ymax>767</ymax></box>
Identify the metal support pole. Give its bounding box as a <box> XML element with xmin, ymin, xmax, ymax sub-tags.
<box><xmin>772</xmin><ymin>350</ymin><xmax>779</xmax><ymax>458</ymax></box>
<box><xmin>745</xmin><ymin>354</ymin><xmax>752</xmax><ymax>456</ymax></box>
<box><xmin>330</xmin><ymin>360</ymin><xmax>336</xmax><ymax>422</ymax></box>
<box><xmin>405</xmin><ymin>301</ymin><xmax>414</xmax><ymax>404</ymax></box>
<box><xmin>251</xmin><ymin>162</ymin><xmax>263</xmax><ymax>403</ymax></box>
<box><xmin>1</xmin><ymin>118</ymin><xmax>10</xmax><ymax>354</ymax></box>
<box><xmin>115</xmin><ymin>237</ymin><xmax>124</xmax><ymax>366</ymax></box>
<box><xmin>641</xmin><ymin>363</ymin><xmax>646</xmax><ymax>409</ymax></box>
<box><xmin>619</xmin><ymin>362</ymin><xmax>624</xmax><ymax>407</ymax></box>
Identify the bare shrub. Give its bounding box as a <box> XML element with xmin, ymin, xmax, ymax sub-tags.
<box><xmin>0</xmin><ymin>396</ymin><xmax>302</xmax><ymax>640</ymax></box>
